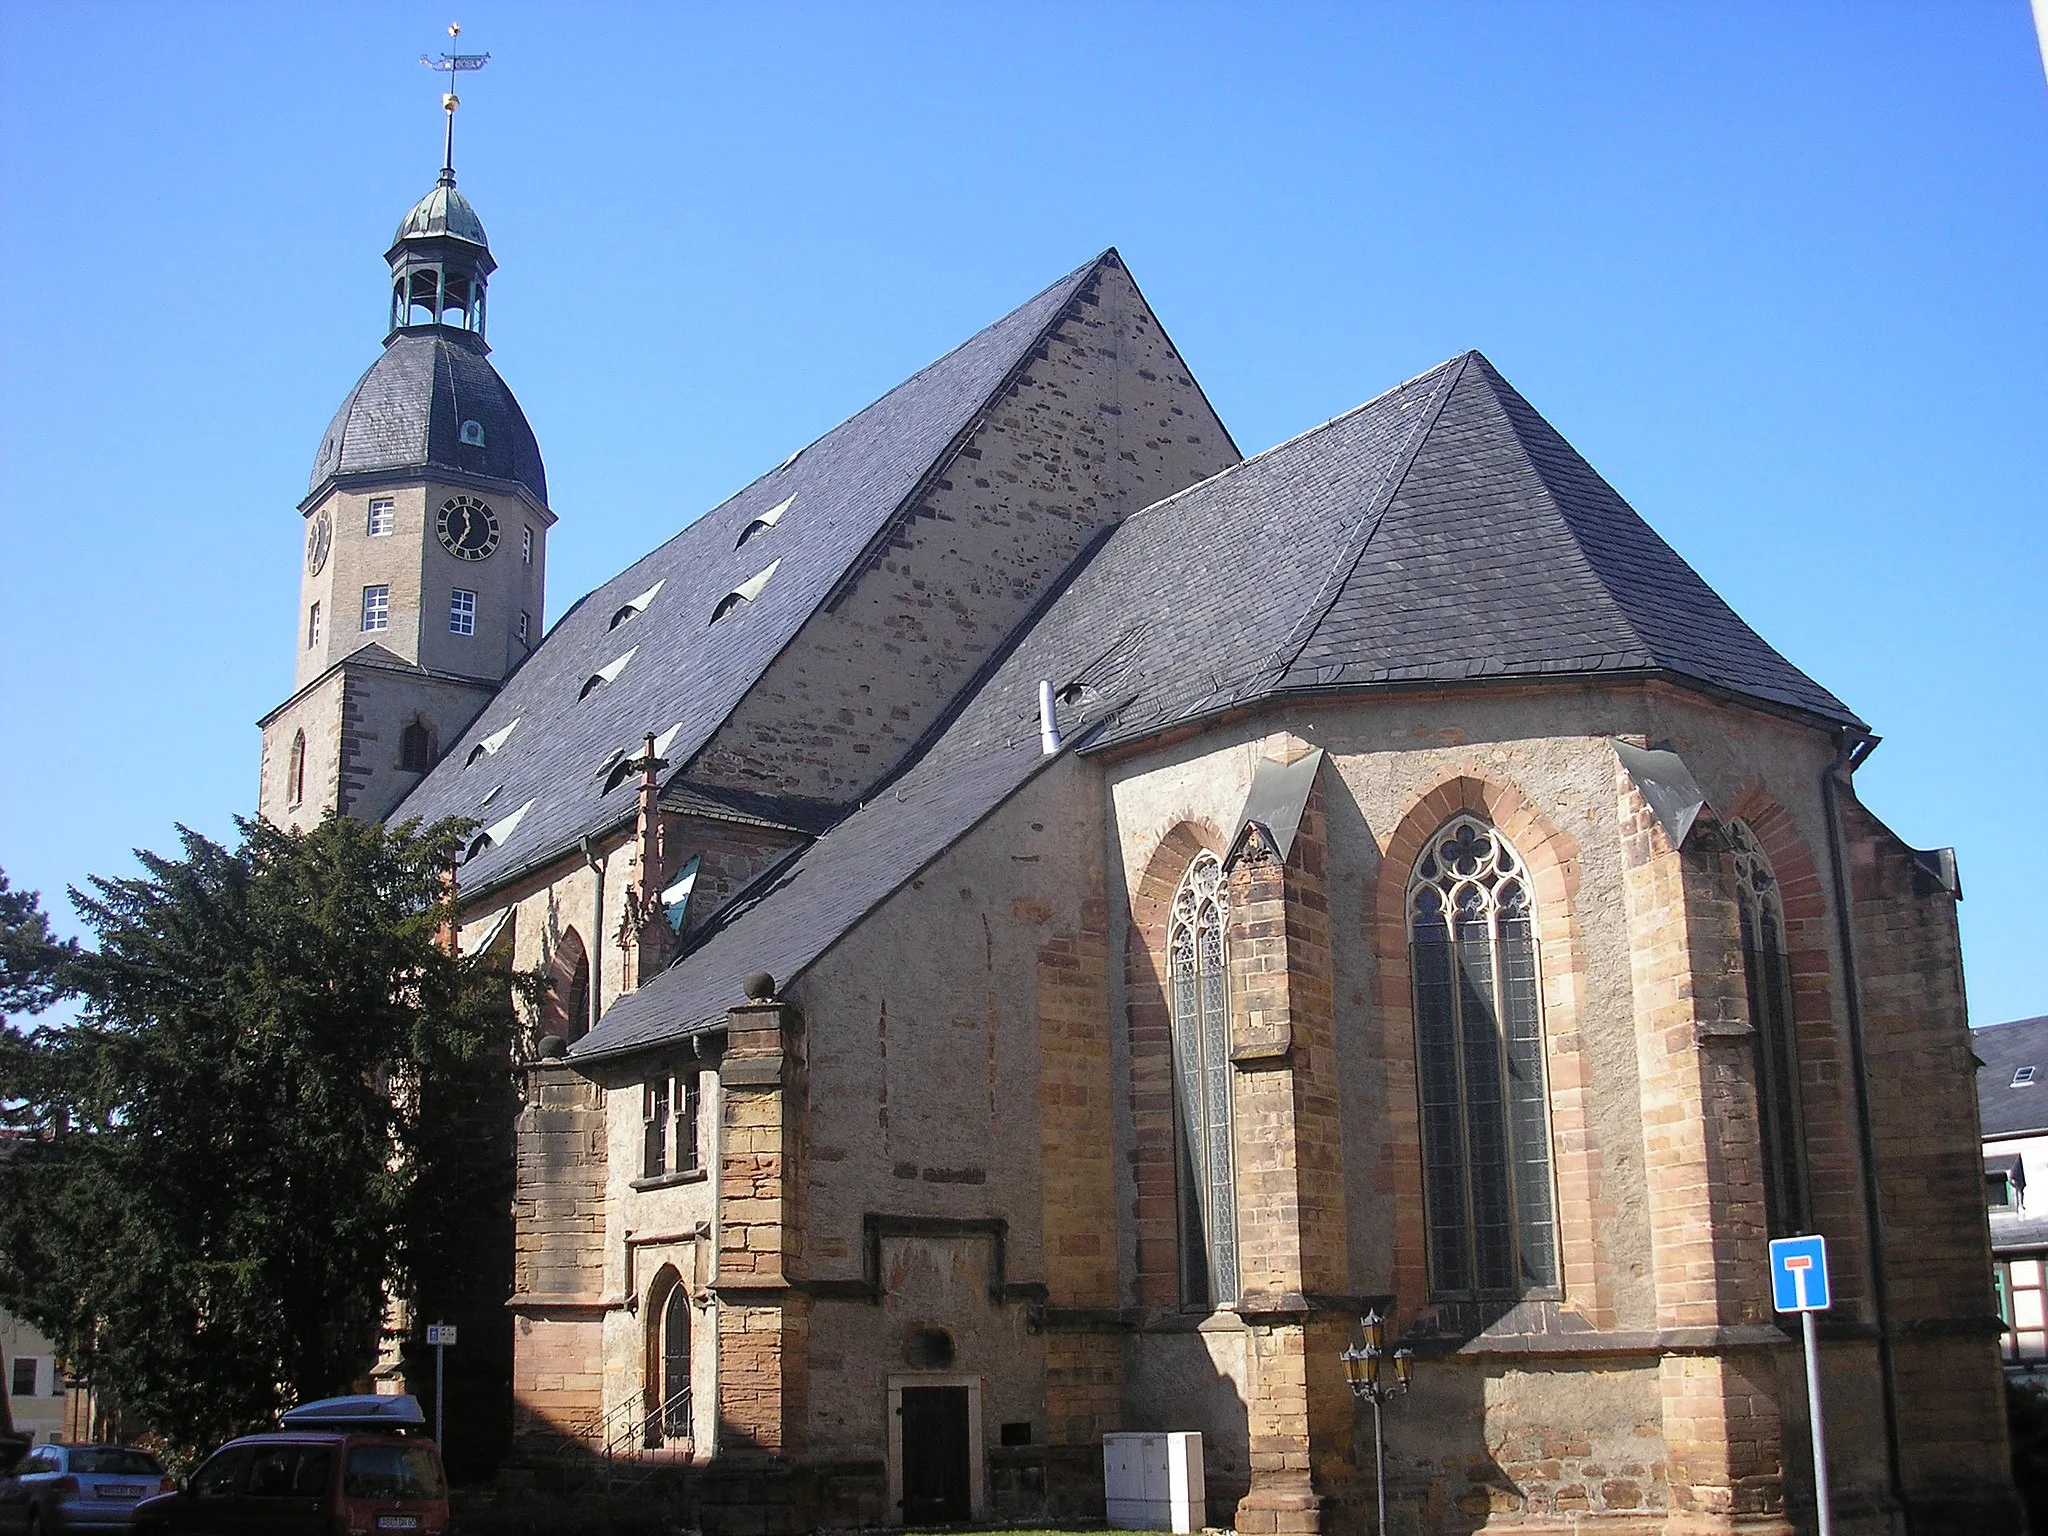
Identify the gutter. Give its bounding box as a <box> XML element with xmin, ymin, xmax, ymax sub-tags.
<box><xmin>1818</xmin><ymin>728</ymin><xmax>1904</xmax><ymax>1511</ymax></box>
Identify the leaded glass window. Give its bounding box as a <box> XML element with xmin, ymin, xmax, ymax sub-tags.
<box><xmin>1170</xmin><ymin>851</ymin><xmax>1238</xmax><ymax>1306</ymax></box>
<box><xmin>1408</xmin><ymin>816</ymin><xmax>1558</xmax><ymax>1300</ymax></box>
<box><xmin>1729</xmin><ymin>821</ymin><xmax>1809</xmax><ymax>1236</ymax></box>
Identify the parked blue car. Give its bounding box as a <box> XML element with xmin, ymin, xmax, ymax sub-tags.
<box><xmin>0</xmin><ymin>1445</ymin><xmax>171</xmax><ymax>1534</ymax></box>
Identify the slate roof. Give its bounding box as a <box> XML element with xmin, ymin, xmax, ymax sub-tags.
<box><xmin>578</xmin><ymin>348</ymin><xmax>1865</xmax><ymax>1061</ymax></box>
<box><xmin>1978</xmin><ymin>1015</ymin><xmax>2048</xmax><ymax>1139</ymax></box>
<box><xmin>1135</xmin><ymin>350</ymin><xmax>1861</xmax><ymax>735</ymax></box>
<box><xmin>309</xmin><ymin>329</ymin><xmax>547</xmax><ymax>505</ymax></box>
<box><xmin>390</xmin><ymin>252</ymin><xmax>1113</xmax><ymax>894</ymax></box>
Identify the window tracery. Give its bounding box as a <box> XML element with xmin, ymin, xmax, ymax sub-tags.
<box><xmin>1729</xmin><ymin>820</ymin><xmax>1809</xmax><ymax>1236</ymax></box>
<box><xmin>1408</xmin><ymin>815</ymin><xmax>1558</xmax><ymax>1300</ymax></box>
<box><xmin>1169</xmin><ymin>850</ymin><xmax>1237</xmax><ymax>1306</ymax></box>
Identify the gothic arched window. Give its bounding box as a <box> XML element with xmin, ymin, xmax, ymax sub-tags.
<box><xmin>1408</xmin><ymin>816</ymin><xmax>1558</xmax><ymax>1301</ymax></box>
<box><xmin>661</xmin><ymin>1281</ymin><xmax>692</xmax><ymax>1439</ymax></box>
<box><xmin>543</xmin><ymin>928</ymin><xmax>590</xmax><ymax>1044</ymax></box>
<box><xmin>287</xmin><ymin>730</ymin><xmax>306</xmax><ymax>808</ymax></box>
<box><xmin>1730</xmin><ymin>821</ymin><xmax>1808</xmax><ymax>1236</ymax></box>
<box><xmin>1169</xmin><ymin>851</ymin><xmax>1237</xmax><ymax>1307</ymax></box>
<box><xmin>399</xmin><ymin>720</ymin><xmax>433</xmax><ymax>774</ymax></box>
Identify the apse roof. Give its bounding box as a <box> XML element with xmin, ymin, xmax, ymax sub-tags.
<box><xmin>579</xmin><ymin>349</ymin><xmax>1864</xmax><ymax>1060</ymax></box>
<box><xmin>309</xmin><ymin>328</ymin><xmax>547</xmax><ymax>504</ymax></box>
<box><xmin>390</xmin><ymin>251</ymin><xmax>1115</xmax><ymax>893</ymax></box>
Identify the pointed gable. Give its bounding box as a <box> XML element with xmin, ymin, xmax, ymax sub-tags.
<box><xmin>1277</xmin><ymin>352</ymin><xmax>1859</xmax><ymax>725</ymax></box>
<box><xmin>392</xmin><ymin>251</ymin><xmax>1237</xmax><ymax>892</ymax></box>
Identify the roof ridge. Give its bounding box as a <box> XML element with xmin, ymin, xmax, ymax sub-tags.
<box><xmin>1268</xmin><ymin>352</ymin><xmax>1473</xmax><ymax>679</ymax></box>
<box><xmin>1119</xmin><ymin>351</ymin><xmax>1468</xmax><ymax>530</ymax></box>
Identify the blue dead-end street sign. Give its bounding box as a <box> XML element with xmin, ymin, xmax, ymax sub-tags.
<box><xmin>1770</xmin><ymin>1234</ymin><xmax>1831</xmax><ymax>1313</ymax></box>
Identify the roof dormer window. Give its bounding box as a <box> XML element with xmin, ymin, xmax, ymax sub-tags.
<box><xmin>711</xmin><ymin>560</ymin><xmax>780</xmax><ymax>625</ymax></box>
<box><xmin>580</xmin><ymin>647</ymin><xmax>638</xmax><ymax>700</ymax></box>
<box><xmin>2016</xmin><ymin>1066</ymin><xmax>2037</xmax><ymax>1088</ymax></box>
<box><xmin>460</xmin><ymin>419</ymin><xmax>486</xmax><ymax>446</ymax></box>
<box><xmin>463</xmin><ymin>718</ymin><xmax>519</xmax><ymax>768</ymax></box>
<box><xmin>736</xmin><ymin>494</ymin><xmax>795</xmax><ymax>549</ymax></box>
<box><xmin>609</xmin><ymin>579</ymin><xmax>666</xmax><ymax>631</ymax></box>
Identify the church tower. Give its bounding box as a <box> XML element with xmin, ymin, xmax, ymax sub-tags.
<box><xmin>259</xmin><ymin>67</ymin><xmax>552</xmax><ymax>831</ymax></box>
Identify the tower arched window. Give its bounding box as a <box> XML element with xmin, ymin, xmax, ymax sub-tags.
<box><xmin>286</xmin><ymin>730</ymin><xmax>306</xmax><ymax>809</ymax></box>
<box><xmin>1729</xmin><ymin>821</ymin><xmax>1809</xmax><ymax>1236</ymax></box>
<box><xmin>1169</xmin><ymin>850</ymin><xmax>1237</xmax><ymax>1307</ymax></box>
<box><xmin>399</xmin><ymin>720</ymin><xmax>434</xmax><ymax>774</ymax></box>
<box><xmin>1408</xmin><ymin>816</ymin><xmax>1558</xmax><ymax>1301</ymax></box>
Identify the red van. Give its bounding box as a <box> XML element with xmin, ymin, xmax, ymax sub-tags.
<box><xmin>133</xmin><ymin>1398</ymin><xmax>447</xmax><ymax>1536</ymax></box>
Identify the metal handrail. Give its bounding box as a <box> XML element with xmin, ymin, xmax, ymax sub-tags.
<box><xmin>607</xmin><ymin>1386</ymin><xmax>692</xmax><ymax>1459</ymax></box>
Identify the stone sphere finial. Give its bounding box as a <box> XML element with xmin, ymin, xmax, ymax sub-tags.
<box><xmin>743</xmin><ymin>971</ymin><xmax>777</xmax><ymax>1002</ymax></box>
<box><xmin>535</xmin><ymin>1033</ymin><xmax>567</xmax><ymax>1059</ymax></box>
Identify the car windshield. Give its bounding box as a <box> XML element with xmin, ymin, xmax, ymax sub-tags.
<box><xmin>70</xmin><ymin>1449</ymin><xmax>162</xmax><ymax>1475</ymax></box>
<box><xmin>342</xmin><ymin>1444</ymin><xmax>444</xmax><ymax>1501</ymax></box>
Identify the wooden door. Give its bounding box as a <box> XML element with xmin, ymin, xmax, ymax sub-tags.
<box><xmin>898</xmin><ymin>1386</ymin><xmax>971</xmax><ymax>1524</ymax></box>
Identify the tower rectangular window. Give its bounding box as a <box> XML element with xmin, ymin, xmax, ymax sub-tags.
<box><xmin>367</xmin><ymin>498</ymin><xmax>394</xmax><ymax>537</ymax></box>
<box><xmin>522</xmin><ymin>527</ymin><xmax>533</xmax><ymax>565</ymax></box>
<box><xmin>361</xmin><ymin>586</ymin><xmax>389</xmax><ymax>632</ymax></box>
<box><xmin>450</xmin><ymin>589</ymin><xmax>477</xmax><ymax>636</ymax></box>
<box><xmin>307</xmin><ymin>602</ymin><xmax>321</xmax><ymax>648</ymax></box>
<box><xmin>518</xmin><ymin>610</ymin><xmax>531</xmax><ymax>646</ymax></box>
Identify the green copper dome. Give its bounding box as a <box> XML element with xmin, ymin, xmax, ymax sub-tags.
<box><xmin>394</xmin><ymin>174</ymin><xmax>489</xmax><ymax>249</ymax></box>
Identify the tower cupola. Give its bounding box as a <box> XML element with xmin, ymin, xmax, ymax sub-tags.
<box><xmin>386</xmin><ymin>171</ymin><xmax>495</xmax><ymax>343</ymax></box>
<box><xmin>385</xmin><ymin>31</ymin><xmax>495</xmax><ymax>345</ymax></box>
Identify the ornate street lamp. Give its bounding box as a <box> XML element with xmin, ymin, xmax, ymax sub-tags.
<box><xmin>1342</xmin><ymin>1308</ymin><xmax>1414</xmax><ymax>1536</ymax></box>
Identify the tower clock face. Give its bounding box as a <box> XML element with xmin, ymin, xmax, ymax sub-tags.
<box><xmin>437</xmin><ymin>496</ymin><xmax>500</xmax><ymax>562</ymax></box>
<box><xmin>305</xmin><ymin>511</ymin><xmax>332</xmax><ymax>576</ymax></box>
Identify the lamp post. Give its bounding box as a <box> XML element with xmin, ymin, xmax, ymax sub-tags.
<box><xmin>1342</xmin><ymin>1308</ymin><xmax>1414</xmax><ymax>1536</ymax></box>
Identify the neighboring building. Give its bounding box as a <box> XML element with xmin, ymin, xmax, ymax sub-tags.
<box><xmin>1975</xmin><ymin>1014</ymin><xmax>2048</xmax><ymax>1368</ymax></box>
<box><xmin>261</xmin><ymin>110</ymin><xmax>2020</xmax><ymax>1536</ymax></box>
<box><xmin>0</xmin><ymin>1308</ymin><xmax>92</xmax><ymax>1446</ymax></box>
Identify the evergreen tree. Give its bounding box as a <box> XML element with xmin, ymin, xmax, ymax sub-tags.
<box><xmin>0</xmin><ymin>816</ymin><xmax>522</xmax><ymax>1459</ymax></box>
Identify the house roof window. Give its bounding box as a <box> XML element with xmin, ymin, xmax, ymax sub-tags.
<box><xmin>580</xmin><ymin>646</ymin><xmax>638</xmax><ymax>701</ymax></box>
<box><xmin>2016</xmin><ymin>1066</ymin><xmax>2037</xmax><ymax>1088</ymax></box>
<box><xmin>712</xmin><ymin>560</ymin><xmax>780</xmax><ymax>624</ymax></box>
<box><xmin>736</xmin><ymin>494</ymin><xmax>795</xmax><ymax>549</ymax></box>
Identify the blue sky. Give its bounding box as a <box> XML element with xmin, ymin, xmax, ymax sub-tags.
<box><xmin>2</xmin><ymin>3</ymin><xmax>2043</xmax><ymax>1026</ymax></box>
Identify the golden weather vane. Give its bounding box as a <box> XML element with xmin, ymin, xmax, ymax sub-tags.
<box><xmin>420</xmin><ymin>22</ymin><xmax>490</xmax><ymax>181</ymax></box>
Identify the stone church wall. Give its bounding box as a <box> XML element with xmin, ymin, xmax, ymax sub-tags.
<box><xmin>786</xmin><ymin>758</ymin><xmax>1114</xmax><ymax>1514</ymax></box>
<box><xmin>509</xmin><ymin>1062</ymin><xmax>608</xmax><ymax>1453</ymax></box>
<box><xmin>691</xmin><ymin>258</ymin><xmax>1239</xmax><ymax>801</ymax></box>
<box><xmin>257</xmin><ymin>670</ymin><xmax>348</xmax><ymax>829</ymax></box>
<box><xmin>1096</xmin><ymin>683</ymin><xmax>1971</xmax><ymax>1534</ymax></box>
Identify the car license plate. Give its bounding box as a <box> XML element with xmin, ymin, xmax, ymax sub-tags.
<box><xmin>375</xmin><ymin>1518</ymin><xmax>419</xmax><ymax>1531</ymax></box>
<box><xmin>102</xmin><ymin>1485</ymin><xmax>144</xmax><ymax>1499</ymax></box>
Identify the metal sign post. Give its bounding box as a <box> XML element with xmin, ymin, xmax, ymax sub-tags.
<box><xmin>1769</xmin><ymin>1235</ymin><xmax>1832</xmax><ymax>1536</ymax></box>
<box><xmin>424</xmin><ymin>1324</ymin><xmax>457</xmax><ymax>1449</ymax></box>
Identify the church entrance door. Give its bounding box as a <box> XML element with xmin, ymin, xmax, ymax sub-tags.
<box><xmin>898</xmin><ymin>1386</ymin><xmax>971</xmax><ymax>1524</ymax></box>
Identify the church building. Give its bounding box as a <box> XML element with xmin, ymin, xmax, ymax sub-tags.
<box><xmin>257</xmin><ymin>120</ymin><xmax>2019</xmax><ymax>1536</ymax></box>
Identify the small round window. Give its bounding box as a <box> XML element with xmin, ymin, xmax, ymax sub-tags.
<box><xmin>904</xmin><ymin>1327</ymin><xmax>956</xmax><ymax>1370</ymax></box>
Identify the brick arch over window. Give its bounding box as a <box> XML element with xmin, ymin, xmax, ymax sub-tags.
<box><xmin>1723</xmin><ymin>782</ymin><xmax>1863</xmax><ymax>1308</ymax></box>
<box><xmin>1126</xmin><ymin>819</ymin><xmax>1227</xmax><ymax>1308</ymax></box>
<box><xmin>1369</xmin><ymin>776</ymin><xmax>1608</xmax><ymax>1330</ymax></box>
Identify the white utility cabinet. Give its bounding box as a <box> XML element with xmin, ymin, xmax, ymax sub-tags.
<box><xmin>1103</xmin><ymin>1431</ymin><xmax>1205</xmax><ymax>1533</ymax></box>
